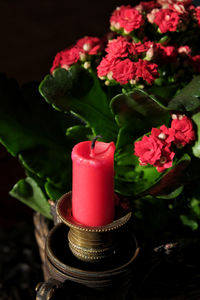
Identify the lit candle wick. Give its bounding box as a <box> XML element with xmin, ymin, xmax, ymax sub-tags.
<box><xmin>91</xmin><ymin>135</ymin><xmax>103</xmax><ymax>150</ymax></box>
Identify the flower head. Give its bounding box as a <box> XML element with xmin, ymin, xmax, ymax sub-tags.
<box><xmin>154</xmin><ymin>8</ymin><xmax>180</xmax><ymax>33</ymax></box>
<box><xmin>171</xmin><ymin>115</ymin><xmax>196</xmax><ymax>146</ymax></box>
<box><xmin>134</xmin><ymin>135</ymin><xmax>163</xmax><ymax>166</ymax></box>
<box><xmin>135</xmin><ymin>59</ymin><xmax>159</xmax><ymax>84</ymax></box>
<box><xmin>111</xmin><ymin>59</ymin><xmax>137</xmax><ymax>84</ymax></box>
<box><xmin>110</xmin><ymin>5</ymin><xmax>144</xmax><ymax>33</ymax></box>
<box><xmin>50</xmin><ymin>46</ymin><xmax>80</xmax><ymax>73</ymax></box>
<box><xmin>76</xmin><ymin>36</ymin><xmax>103</xmax><ymax>55</ymax></box>
<box><xmin>105</xmin><ymin>36</ymin><xmax>133</xmax><ymax>58</ymax></box>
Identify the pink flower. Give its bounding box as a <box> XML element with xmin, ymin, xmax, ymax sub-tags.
<box><xmin>97</xmin><ymin>55</ymin><xmax>117</xmax><ymax>78</ymax></box>
<box><xmin>169</xmin><ymin>3</ymin><xmax>187</xmax><ymax>15</ymax></box>
<box><xmin>154</xmin><ymin>146</ymin><xmax>175</xmax><ymax>172</ymax></box>
<box><xmin>76</xmin><ymin>36</ymin><xmax>103</xmax><ymax>55</ymax></box>
<box><xmin>111</xmin><ymin>59</ymin><xmax>137</xmax><ymax>84</ymax></box>
<box><xmin>190</xmin><ymin>55</ymin><xmax>200</xmax><ymax>73</ymax></box>
<box><xmin>158</xmin><ymin>45</ymin><xmax>178</xmax><ymax>63</ymax></box>
<box><xmin>105</xmin><ymin>36</ymin><xmax>133</xmax><ymax>58</ymax></box>
<box><xmin>60</xmin><ymin>47</ymin><xmax>80</xmax><ymax>69</ymax></box>
<box><xmin>151</xmin><ymin>125</ymin><xmax>175</xmax><ymax>144</ymax></box>
<box><xmin>50</xmin><ymin>46</ymin><xmax>80</xmax><ymax>73</ymax></box>
<box><xmin>157</xmin><ymin>0</ymin><xmax>174</xmax><ymax>8</ymax></box>
<box><xmin>178</xmin><ymin>45</ymin><xmax>191</xmax><ymax>56</ymax></box>
<box><xmin>195</xmin><ymin>7</ymin><xmax>200</xmax><ymax>26</ymax></box>
<box><xmin>134</xmin><ymin>135</ymin><xmax>163</xmax><ymax>165</ymax></box>
<box><xmin>154</xmin><ymin>8</ymin><xmax>180</xmax><ymax>33</ymax></box>
<box><xmin>135</xmin><ymin>1</ymin><xmax>160</xmax><ymax>13</ymax></box>
<box><xmin>171</xmin><ymin>115</ymin><xmax>196</xmax><ymax>146</ymax></box>
<box><xmin>157</xmin><ymin>0</ymin><xmax>192</xmax><ymax>8</ymax></box>
<box><xmin>135</xmin><ymin>41</ymin><xmax>153</xmax><ymax>53</ymax></box>
<box><xmin>147</xmin><ymin>8</ymin><xmax>160</xmax><ymax>23</ymax></box>
<box><xmin>134</xmin><ymin>130</ymin><xmax>175</xmax><ymax>172</ymax></box>
<box><xmin>110</xmin><ymin>5</ymin><xmax>144</xmax><ymax>33</ymax></box>
<box><xmin>50</xmin><ymin>52</ymin><xmax>62</xmax><ymax>74</ymax></box>
<box><xmin>135</xmin><ymin>59</ymin><xmax>159</xmax><ymax>84</ymax></box>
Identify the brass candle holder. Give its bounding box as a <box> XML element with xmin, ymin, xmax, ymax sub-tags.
<box><xmin>56</xmin><ymin>191</ymin><xmax>132</xmax><ymax>262</ymax></box>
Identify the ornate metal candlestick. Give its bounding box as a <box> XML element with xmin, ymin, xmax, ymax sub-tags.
<box><xmin>56</xmin><ymin>191</ymin><xmax>132</xmax><ymax>262</ymax></box>
<box><xmin>36</xmin><ymin>192</ymin><xmax>139</xmax><ymax>299</ymax></box>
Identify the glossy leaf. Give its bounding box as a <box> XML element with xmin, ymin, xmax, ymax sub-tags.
<box><xmin>110</xmin><ymin>88</ymin><xmax>170</xmax><ymax>149</ymax></box>
<box><xmin>180</xmin><ymin>215</ymin><xmax>198</xmax><ymax>231</ymax></box>
<box><xmin>168</xmin><ymin>75</ymin><xmax>200</xmax><ymax>111</ymax></box>
<box><xmin>44</xmin><ymin>182</ymin><xmax>67</xmax><ymax>201</ymax></box>
<box><xmin>156</xmin><ymin>185</ymin><xmax>184</xmax><ymax>199</ymax></box>
<box><xmin>114</xmin><ymin>145</ymin><xmax>162</xmax><ymax>196</ymax></box>
<box><xmin>148</xmin><ymin>154</ymin><xmax>191</xmax><ymax>196</ymax></box>
<box><xmin>39</xmin><ymin>66</ymin><xmax>118</xmax><ymax>141</ymax></box>
<box><xmin>19</xmin><ymin>146</ymin><xmax>72</xmax><ymax>189</ymax></box>
<box><xmin>148</xmin><ymin>84</ymin><xmax>180</xmax><ymax>101</ymax></box>
<box><xmin>115</xmin><ymin>144</ymin><xmax>191</xmax><ymax>197</ymax></box>
<box><xmin>0</xmin><ymin>74</ymin><xmax>72</xmax><ymax>156</ymax></box>
<box><xmin>66</xmin><ymin>125</ymin><xmax>93</xmax><ymax>141</ymax></box>
<box><xmin>10</xmin><ymin>177</ymin><xmax>52</xmax><ymax>219</ymax></box>
<box><xmin>111</xmin><ymin>88</ymin><xmax>169</xmax><ymax>126</ymax></box>
<box><xmin>192</xmin><ymin>112</ymin><xmax>200</xmax><ymax>158</ymax></box>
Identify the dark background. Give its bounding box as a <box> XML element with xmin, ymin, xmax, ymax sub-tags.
<box><xmin>0</xmin><ymin>0</ymin><xmax>132</xmax><ymax>85</ymax></box>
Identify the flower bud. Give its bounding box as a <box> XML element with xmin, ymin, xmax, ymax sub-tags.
<box><xmin>105</xmin><ymin>80</ymin><xmax>110</xmax><ymax>86</ymax></box>
<box><xmin>171</xmin><ymin>114</ymin><xmax>178</xmax><ymax>120</ymax></box>
<box><xmin>107</xmin><ymin>71</ymin><xmax>113</xmax><ymax>80</ymax></box>
<box><xmin>158</xmin><ymin>133</ymin><xmax>166</xmax><ymax>140</ymax></box>
<box><xmin>83</xmin><ymin>43</ymin><xmax>91</xmax><ymax>52</ymax></box>
<box><xmin>79</xmin><ymin>52</ymin><xmax>86</xmax><ymax>61</ymax></box>
<box><xmin>83</xmin><ymin>61</ymin><xmax>91</xmax><ymax>69</ymax></box>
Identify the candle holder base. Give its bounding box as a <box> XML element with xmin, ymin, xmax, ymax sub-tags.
<box><xmin>45</xmin><ymin>222</ymin><xmax>139</xmax><ymax>292</ymax></box>
<box><xmin>56</xmin><ymin>192</ymin><xmax>132</xmax><ymax>262</ymax></box>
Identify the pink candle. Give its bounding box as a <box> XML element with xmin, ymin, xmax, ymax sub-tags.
<box><xmin>71</xmin><ymin>140</ymin><xmax>116</xmax><ymax>227</ymax></box>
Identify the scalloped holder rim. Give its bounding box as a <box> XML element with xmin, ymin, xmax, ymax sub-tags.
<box><xmin>56</xmin><ymin>191</ymin><xmax>132</xmax><ymax>232</ymax></box>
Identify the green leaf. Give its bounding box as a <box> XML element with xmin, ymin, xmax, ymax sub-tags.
<box><xmin>180</xmin><ymin>215</ymin><xmax>198</xmax><ymax>231</ymax></box>
<box><xmin>39</xmin><ymin>66</ymin><xmax>93</xmax><ymax>112</ymax></box>
<box><xmin>190</xmin><ymin>198</ymin><xmax>200</xmax><ymax>218</ymax></box>
<box><xmin>0</xmin><ymin>74</ymin><xmax>72</xmax><ymax>156</ymax></box>
<box><xmin>192</xmin><ymin>112</ymin><xmax>200</xmax><ymax>158</ymax></box>
<box><xmin>168</xmin><ymin>75</ymin><xmax>200</xmax><ymax>111</ymax></box>
<box><xmin>44</xmin><ymin>182</ymin><xmax>66</xmax><ymax>201</ymax></box>
<box><xmin>39</xmin><ymin>67</ymin><xmax>118</xmax><ymax>142</ymax></box>
<box><xmin>114</xmin><ymin>145</ymin><xmax>162</xmax><ymax>196</ymax></box>
<box><xmin>156</xmin><ymin>185</ymin><xmax>184</xmax><ymax>199</ymax></box>
<box><xmin>148</xmin><ymin>84</ymin><xmax>180</xmax><ymax>101</ymax></box>
<box><xmin>148</xmin><ymin>154</ymin><xmax>191</xmax><ymax>196</ymax></box>
<box><xmin>115</xmin><ymin>145</ymin><xmax>191</xmax><ymax>197</ymax></box>
<box><xmin>10</xmin><ymin>177</ymin><xmax>52</xmax><ymax>219</ymax></box>
<box><xmin>0</xmin><ymin>74</ymin><xmax>76</xmax><ymax>201</ymax></box>
<box><xmin>66</xmin><ymin>125</ymin><xmax>93</xmax><ymax>141</ymax></box>
<box><xmin>110</xmin><ymin>88</ymin><xmax>170</xmax><ymax>149</ymax></box>
<box><xmin>19</xmin><ymin>145</ymin><xmax>72</xmax><ymax>189</ymax></box>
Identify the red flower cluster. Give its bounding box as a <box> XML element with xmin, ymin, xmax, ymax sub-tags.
<box><xmin>171</xmin><ymin>115</ymin><xmax>196</xmax><ymax>146</ymax></box>
<box><xmin>134</xmin><ymin>115</ymin><xmax>195</xmax><ymax>172</ymax></box>
<box><xmin>49</xmin><ymin>1</ymin><xmax>200</xmax><ymax>87</ymax></box>
<box><xmin>110</xmin><ymin>1</ymin><xmax>196</xmax><ymax>36</ymax></box>
<box><xmin>195</xmin><ymin>7</ymin><xmax>200</xmax><ymax>26</ymax></box>
<box><xmin>50</xmin><ymin>36</ymin><xmax>103</xmax><ymax>73</ymax></box>
<box><xmin>97</xmin><ymin>36</ymin><xmax>159</xmax><ymax>85</ymax></box>
<box><xmin>154</xmin><ymin>8</ymin><xmax>180</xmax><ymax>33</ymax></box>
<box><xmin>110</xmin><ymin>5</ymin><xmax>144</xmax><ymax>34</ymax></box>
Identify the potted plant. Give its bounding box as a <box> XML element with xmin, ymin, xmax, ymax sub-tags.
<box><xmin>1</xmin><ymin>0</ymin><xmax>200</xmax><ymax>281</ymax></box>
